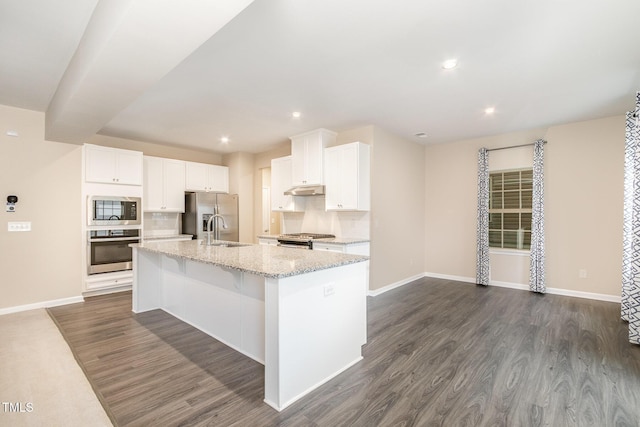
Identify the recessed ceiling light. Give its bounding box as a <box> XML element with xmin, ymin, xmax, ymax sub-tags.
<box><xmin>292</xmin><ymin>111</ymin><xmax>302</xmax><ymax>118</ymax></box>
<box><xmin>484</xmin><ymin>107</ymin><xmax>496</xmax><ymax>115</ymax></box>
<box><xmin>442</xmin><ymin>59</ymin><xmax>458</xmax><ymax>70</ymax></box>
<box><xmin>220</xmin><ymin>136</ymin><xmax>229</xmax><ymax>144</ymax></box>
<box><xmin>414</xmin><ymin>132</ymin><xmax>428</xmax><ymax>138</ymax></box>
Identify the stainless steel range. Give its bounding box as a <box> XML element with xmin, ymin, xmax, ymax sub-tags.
<box><xmin>277</xmin><ymin>233</ymin><xmax>336</xmax><ymax>250</ymax></box>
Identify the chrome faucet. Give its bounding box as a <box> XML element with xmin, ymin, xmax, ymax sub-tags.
<box><xmin>206</xmin><ymin>214</ymin><xmax>228</xmax><ymax>245</ymax></box>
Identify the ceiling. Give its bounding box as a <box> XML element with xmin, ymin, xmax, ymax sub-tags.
<box><xmin>1</xmin><ymin>0</ymin><xmax>639</xmax><ymax>154</ymax></box>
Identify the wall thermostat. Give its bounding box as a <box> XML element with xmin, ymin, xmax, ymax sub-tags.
<box><xmin>6</xmin><ymin>195</ymin><xmax>18</xmax><ymax>212</ymax></box>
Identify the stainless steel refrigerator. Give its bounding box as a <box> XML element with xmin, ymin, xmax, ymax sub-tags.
<box><xmin>182</xmin><ymin>192</ymin><xmax>239</xmax><ymax>241</ymax></box>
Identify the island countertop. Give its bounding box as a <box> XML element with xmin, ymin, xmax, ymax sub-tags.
<box><xmin>257</xmin><ymin>235</ymin><xmax>370</xmax><ymax>245</ymax></box>
<box><xmin>131</xmin><ymin>240</ymin><xmax>369</xmax><ymax>279</ymax></box>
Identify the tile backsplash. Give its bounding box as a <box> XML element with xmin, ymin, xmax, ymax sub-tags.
<box><xmin>282</xmin><ymin>195</ymin><xmax>370</xmax><ymax>238</ymax></box>
<box><xmin>143</xmin><ymin>212</ymin><xmax>181</xmax><ymax>237</ymax></box>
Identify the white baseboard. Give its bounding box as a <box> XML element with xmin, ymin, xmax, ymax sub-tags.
<box><xmin>423</xmin><ymin>272</ymin><xmax>621</xmax><ymax>303</ymax></box>
<box><xmin>368</xmin><ymin>273</ymin><xmax>426</xmax><ymax>296</ymax></box>
<box><xmin>0</xmin><ymin>295</ymin><xmax>85</xmax><ymax>316</ymax></box>
<box><xmin>545</xmin><ymin>287</ymin><xmax>621</xmax><ymax>303</ymax></box>
<box><xmin>490</xmin><ymin>280</ymin><xmax>529</xmax><ymax>291</ymax></box>
<box><xmin>423</xmin><ymin>272</ymin><xmax>476</xmax><ymax>284</ymax></box>
<box><xmin>82</xmin><ymin>284</ymin><xmax>132</xmax><ymax>298</ymax></box>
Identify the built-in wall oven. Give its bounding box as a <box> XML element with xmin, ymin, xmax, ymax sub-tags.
<box><xmin>87</xmin><ymin>229</ymin><xmax>140</xmax><ymax>275</ymax></box>
<box><xmin>88</xmin><ymin>196</ymin><xmax>141</xmax><ymax>226</ymax></box>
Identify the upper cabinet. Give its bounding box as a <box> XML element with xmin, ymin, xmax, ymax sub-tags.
<box><xmin>185</xmin><ymin>161</ymin><xmax>229</xmax><ymax>193</ymax></box>
<box><xmin>84</xmin><ymin>144</ymin><xmax>143</xmax><ymax>186</ymax></box>
<box><xmin>290</xmin><ymin>128</ymin><xmax>336</xmax><ymax>186</ymax></box>
<box><xmin>271</xmin><ymin>156</ymin><xmax>304</xmax><ymax>212</ymax></box>
<box><xmin>325</xmin><ymin>142</ymin><xmax>370</xmax><ymax>211</ymax></box>
<box><xmin>143</xmin><ymin>156</ymin><xmax>186</xmax><ymax>212</ymax></box>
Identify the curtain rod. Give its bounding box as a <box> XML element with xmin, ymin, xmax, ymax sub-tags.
<box><xmin>487</xmin><ymin>141</ymin><xmax>547</xmax><ymax>152</ymax></box>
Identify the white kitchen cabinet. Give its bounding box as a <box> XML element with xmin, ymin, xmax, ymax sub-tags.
<box><xmin>185</xmin><ymin>161</ymin><xmax>229</xmax><ymax>193</ymax></box>
<box><xmin>271</xmin><ymin>156</ymin><xmax>303</xmax><ymax>212</ymax></box>
<box><xmin>313</xmin><ymin>242</ymin><xmax>370</xmax><ymax>256</ymax></box>
<box><xmin>143</xmin><ymin>156</ymin><xmax>186</xmax><ymax>212</ymax></box>
<box><xmin>258</xmin><ymin>237</ymin><xmax>279</xmax><ymax>246</ymax></box>
<box><xmin>290</xmin><ymin>128</ymin><xmax>336</xmax><ymax>186</ymax></box>
<box><xmin>325</xmin><ymin>142</ymin><xmax>370</xmax><ymax>211</ymax></box>
<box><xmin>84</xmin><ymin>271</ymin><xmax>133</xmax><ymax>293</ymax></box>
<box><xmin>84</xmin><ymin>144</ymin><xmax>143</xmax><ymax>185</ymax></box>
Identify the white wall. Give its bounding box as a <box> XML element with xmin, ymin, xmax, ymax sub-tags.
<box><xmin>370</xmin><ymin>126</ymin><xmax>426</xmax><ymax>291</ymax></box>
<box><xmin>223</xmin><ymin>151</ymin><xmax>255</xmax><ymax>243</ymax></box>
<box><xmin>2</xmin><ymin>100</ymin><xmax>623</xmax><ymax>309</ymax></box>
<box><xmin>424</xmin><ymin>115</ymin><xmax>624</xmax><ymax>298</ymax></box>
<box><xmin>0</xmin><ymin>104</ymin><xmax>237</xmax><ymax>311</ymax></box>
<box><xmin>253</xmin><ymin>144</ymin><xmax>290</xmax><ymax>239</ymax></box>
<box><xmin>0</xmin><ymin>105</ymin><xmax>83</xmax><ymax>310</ymax></box>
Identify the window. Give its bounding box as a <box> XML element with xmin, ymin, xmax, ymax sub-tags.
<box><xmin>489</xmin><ymin>169</ymin><xmax>532</xmax><ymax>250</ymax></box>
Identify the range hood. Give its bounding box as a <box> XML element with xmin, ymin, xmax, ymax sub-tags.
<box><xmin>284</xmin><ymin>185</ymin><xmax>325</xmax><ymax>196</ymax></box>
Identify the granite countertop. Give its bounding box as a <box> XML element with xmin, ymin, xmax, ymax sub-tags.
<box><xmin>315</xmin><ymin>237</ymin><xmax>370</xmax><ymax>245</ymax></box>
<box><xmin>132</xmin><ymin>240</ymin><xmax>368</xmax><ymax>279</ymax></box>
<box><xmin>256</xmin><ymin>235</ymin><xmax>370</xmax><ymax>245</ymax></box>
<box><xmin>143</xmin><ymin>234</ymin><xmax>193</xmax><ymax>241</ymax></box>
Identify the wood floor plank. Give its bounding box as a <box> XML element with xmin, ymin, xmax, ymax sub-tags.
<box><xmin>47</xmin><ymin>278</ymin><xmax>640</xmax><ymax>426</ymax></box>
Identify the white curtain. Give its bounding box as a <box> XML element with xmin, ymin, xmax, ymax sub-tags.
<box><xmin>476</xmin><ymin>148</ymin><xmax>490</xmax><ymax>286</ymax></box>
<box><xmin>529</xmin><ymin>139</ymin><xmax>546</xmax><ymax>293</ymax></box>
<box><xmin>622</xmin><ymin>92</ymin><xmax>640</xmax><ymax>344</ymax></box>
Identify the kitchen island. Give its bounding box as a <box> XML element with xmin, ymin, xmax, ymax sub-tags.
<box><xmin>131</xmin><ymin>240</ymin><xmax>369</xmax><ymax>411</ymax></box>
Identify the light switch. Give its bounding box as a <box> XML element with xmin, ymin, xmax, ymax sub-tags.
<box><xmin>8</xmin><ymin>221</ymin><xmax>31</xmax><ymax>232</ymax></box>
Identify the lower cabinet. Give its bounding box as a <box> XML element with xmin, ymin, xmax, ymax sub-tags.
<box><xmin>85</xmin><ymin>271</ymin><xmax>133</xmax><ymax>293</ymax></box>
<box><xmin>258</xmin><ymin>237</ymin><xmax>279</xmax><ymax>246</ymax></box>
<box><xmin>313</xmin><ymin>242</ymin><xmax>370</xmax><ymax>256</ymax></box>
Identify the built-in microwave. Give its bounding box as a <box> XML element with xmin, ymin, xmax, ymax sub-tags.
<box><xmin>88</xmin><ymin>196</ymin><xmax>141</xmax><ymax>226</ymax></box>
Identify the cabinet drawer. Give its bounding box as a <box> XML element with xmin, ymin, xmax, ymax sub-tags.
<box><xmin>85</xmin><ymin>272</ymin><xmax>133</xmax><ymax>291</ymax></box>
<box><xmin>313</xmin><ymin>243</ymin><xmax>344</xmax><ymax>253</ymax></box>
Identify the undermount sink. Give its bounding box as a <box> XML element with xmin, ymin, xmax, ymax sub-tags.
<box><xmin>200</xmin><ymin>241</ymin><xmax>250</xmax><ymax>248</ymax></box>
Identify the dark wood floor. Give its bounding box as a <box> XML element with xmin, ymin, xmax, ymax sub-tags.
<box><xmin>47</xmin><ymin>278</ymin><xmax>640</xmax><ymax>426</ymax></box>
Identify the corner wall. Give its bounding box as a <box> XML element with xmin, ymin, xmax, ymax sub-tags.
<box><xmin>545</xmin><ymin>116</ymin><xmax>623</xmax><ymax>296</ymax></box>
<box><xmin>0</xmin><ymin>105</ymin><xmax>83</xmax><ymax>310</ymax></box>
<box><xmin>370</xmin><ymin>126</ymin><xmax>426</xmax><ymax>291</ymax></box>
<box><xmin>223</xmin><ymin>151</ymin><xmax>255</xmax><ymax>243</ymax></box>
<box><xmin>253</xmin><ymin>144</ymin><xmax>290</xmax><ymax>240</ymax></box>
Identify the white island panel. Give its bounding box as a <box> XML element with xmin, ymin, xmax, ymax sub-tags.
<box><xmin>264</xmin><ymin>261</ymin><xmax>367</xmax><ymax>411</ymax></box>
<box><xmin>131</xmin><ymin>241</ymin><xmax>368</xmax><ymax>411</ymax></box>
<box><xmin>134</xmin><ymin>252</ymin><xmax>265</xmax><ymax>363</ymax></box>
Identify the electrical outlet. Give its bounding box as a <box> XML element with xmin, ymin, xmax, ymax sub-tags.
<box><xmin>323</xmin><ymin>284</ymin><xmax>335</xmax><ymax>297</ymax></box>
<box><xmin>579</xmin><ymin>269</ymin><xmax>588</xmax><ymax>279</ymax></box>
<box><xmin>8</xmin><ymin>221</ymin><xmax>31</xmax><ymax>232</ymax></box>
